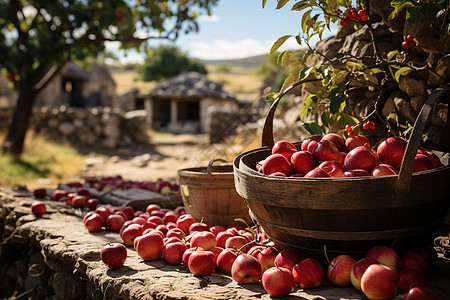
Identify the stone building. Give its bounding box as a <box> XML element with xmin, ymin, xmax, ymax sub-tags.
<box><xmin>141</xmin><ymin>72</ymin><xmax>241</xmax><ymax>133</ymax></box>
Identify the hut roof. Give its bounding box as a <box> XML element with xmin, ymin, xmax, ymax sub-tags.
<box><xmin>145</xmin><ymin>72</ymin><xmax>237</xmax><ymax>101</ymax></box>
<box><xmin>61</xmin><ymin>61</ymin><xmax>91</xmax><ymax>81</ymax></box>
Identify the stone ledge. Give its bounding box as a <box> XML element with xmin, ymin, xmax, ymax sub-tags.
<box><xmin>1</xmin><ymin>188</ymin><xmax>449</xmax><ymax>300</ymax></box>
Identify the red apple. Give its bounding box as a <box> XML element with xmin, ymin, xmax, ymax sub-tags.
<box><xmin>147</xmin><ymin>215</ymin><xmax>164</xmax><ymax>226</ymax></box>
<box><xmin>189</xmin><ymin>222</ymin><xmax>210</xmax><ymax>233</ymax></box>
<box><xmin>155</xmin><ymin>224</ymin><xmax>168</xmax><ymax>237</ymax></box>
<box><xmin>71</xmin><ymin>195</ymin><xmax>88</xmax><ymax>209</ymax></box>
<box><xmin>292</xmin><ymin>258</ymin><xmax>324</xmax><ymax>289</ymax></box>
<box><xmin>414</xmin><ymin>154</ymin><xmax>433</xmax><ymax>172</ymax></box>
<box><xmin>174</xmin><ymin>206</ymin><xmax>186</xmax><ymax>216</ymax></box>
<box><xmin>216</xmin><ymin>248</ymin><xmax>238</xmax><ymax>273</ymax></box>
<box><xmin>312</xmin><ymin>140</ymin><xmax>341</xmax><ymax>162</ymax></box>
<box><xmin>84</xmin><ymin>212</ymin><xmax>105</xmax><ymax>232</ymax></box>
<box><xmin>190</xmin><ymin>231</ymin><xmax>217</xmax><ymax>250</ymax></box>
<box><xmin>106</xmin><ymin>214</ymin><xmax>126</xmax><ymax>232</ymax></box>
<box><xmin>346</xmin><ymin>135</ymin><xmax>370</xmax><ymax>152</ymax></box>
<box><xmin>216</xmin><ymin>230</ymin><xmax>235</xmax><ymax>248</ymax></box>
<box><xmin>30</xmin><ymin>201</ymin><xmax>46</xmax><ymax>217</ymax></box>
<box><xmin>274</xmin><ymin>248</ymin><xmax>303</xmax><ymax>271</ymax></box>
<box><xmin>402</xmin><ymin>252</ymin><xmax>427</xmax><ymax>272</ymax></box>
<box><xmin>322</xmin><ymin>133</ymin><xmax>346</xmax><ymax>152</ymax></box>
<box><xmin>371</xmin><ymin>164</ymin><xmax>398</xmax><ymax>176</ymax></box>
<box><xmin>76</xmin><ymin>188</ymin><xmax>91</xmax><ymax>197</ymax></box>
<box><xmin>398</xmin><ymin>270</ymin><xmax>426</xmax><ymax>293</ymax></box>
<box><xmin>301</xmin><ymin>135</ymin><xmax>322</xmax><ymax>152</ymax></box>
<box><xmin>247</xmin><ymin>245</ymin><xmax>266</xmax><ymax>258</ymax></box>
<box><xmin>134</xmin><ymin>231</ymin><xmax>164</xmax><ymax>261</ymax></box>
<box><xmin>162</xmin><ymin>241</ymin><xmax>188</xmax><ymax>265</ymax></box>
<box><xmin>142</xmin><ymin>220</ymin><xmax>158</xmax><ymax>232</ymax></box>
<box><xmin>225</xmin><ymin>236</ymin><xmax>251</xmax><ymax>253</ymax></box>
<box><xmin>33</xmin><ymin>188</ymin><xmax>47</xmax><ymax>199</ymax></box>
<box><xmin>120</xmin><ymin>223</ymin><xmax>143</xmax><ymax>246</ymax></box>
<box><xmin>261</xmin><ymin>153</ymin><xmax>293</xmax><ymax>176</ymax></box>
<box><xmin>366</xmin><ymin>246</ymin><xmax>402</xmax><ymax>270</ymax></box>
<box><xmin>231</xmin><ymin>253</ymin><xmax>263</xmax><ymax>284</ymax></box>
<box><xmin>417</xmin><ymin>149</ymin><xmax>442</xmax><ymax>169</ymax></box>
<box><xmin>121</xmin><ymin>206</ymin><xmax>135</xmax><ymax>220</ymax></box>
<box><xmin>318</xmin><ymin>160</ymin><xmax>345</xmax><ymax>177</ymax></box>
<box><xmin>290</xmin><ymin>151</ymin><xmax>316</xmax><ymax>175</ymax></box>
<box><xmin>361</xmin><ymin>264</ymin><xmax>399</xmax><ymax>300</ymax></box>
<box><xmin>419</xmin><ymin>246</ymin><xmax>438</xmax><ymax>267</ymax></box>
<box><xmin>182</xmin><ymin>246</ymin><xmax>205</xmax><ymax>268</ymax></box>
<box><xmin>377</xmin><ymin>137</ymin><xmax>407</xmax><ymax>170</ymax></box>
<box><xmin>268</xmin><ymin>172</ymin><xmax>287</xmax><ymax>177</ymax></box>
<box><xmin>402</xmin><ymin>286</ymin><xmax>438</xmax><ymax>300</ymax></box>
<box><xmin>262</xmin><ymin>266</ymin><xmax>296</xmax><ymax>297</ymax></box>
<box><xmin>350</xmin><ymin>257</ymin><xmax>378</xmax><ymax>291</ymax></box>
<box><xmin>95</xmin><ymin>205</ymin><xmax>113</xmax><ymax>221</ymax></box>
<box><xmin>344</xmin><ymin>146</ymin><xmax>378</xmax><ymax>172</ymax></box>
<box><xmin>86</xmin><ymin>198</ymin><xmax>100</xmax><ymax>210</ymax></box>
<box><xmin>100</xmin><ymin>243</ymin><xmax>127</xmax><ymax>269</ymax></box>
<box><xmin>163</xmin><ymin>210</ymin><xmax>179</xmax><ymax>225</ymax></box>
<box><xmin>150</xmin><ymin>210</ymin><xmax>165</xmax><ymax>219</ymax></box>
<box><xmin>132</xmin><ymin>216</ymin><xmax>147</xmax><ymax>226</ymax></box>
<box><xmin>327</xmin><ymin>255</ymin><xmax>356</xmax><ymax>287</ymax></box>
<box><xmin>176</xmin><ymin>213</ymin><xmax>196</xmax><ymax>234</ymax></box>
<box><xmin>257</xmin><ymin>247</ymin><xmax>279</xmax><ymax>272</ymax></box>
<box><xmin>146</xmin><ymin>203</ymin><xmax>161</xmax><ymax>214</ymax></box>
<box><xmin>209</xmin><ymin>225</ymin><xmax>226</xmax><ymax>236</ymax></box>
<box><xmin>166</xmin><ymin>227</ymin><xmax>186</xmax><ymax>240</ymax></box>
<box><xmin>304</xmin><ymin>167</ymin><xmax>331</xmax><ymax>178</ymax></box>
<box><xmin>207</xmin><ymin>246</ymin><xmax>224</xmax><ymax>261</ymax></box>
<box><xmin>164</xmin><ymin>236</ymin><xmax>183</xmax><ymax>246</ymax></box>
<box><xmin>188</xmin><ymin>250</ymin><xmax>216</xmax><ymax>276</ymax></box>
<box><xmin>272</xmin><ymin>140</ymin><xmax>297</xmax><ymax>160</ymax></box>
<box><xmin>343</xmin><ymin>169</ymin><xmax>371</xmax><ymax>177</ymax></box>
<box><xmin>53</xmin><ymin>189</ymin><xmax>71</xmax><ymax>201</ymax></box>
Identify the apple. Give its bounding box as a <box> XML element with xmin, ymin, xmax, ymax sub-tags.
<box><xmin>398</xmin><ymin>270</ymin><xmax>426</xmax><ymax>293</ymax></box>
<box><xmin>268</xmin><ymin>172</ymin><xmax>287</xmax><ymax>177</ymax></box>
<box><xmin>414</xmin><ymin>154</ymin><xmax>433</xmax><ymax>172</ymax></box>
<box><xmin>190</xmin><ymin>231</ymin><xmax>217</xmax><ymax>250</ymax></box>
<box><xmin>371</xmin><ymin>164</ymin><xmax>398</xmax><ymax>176</ymax></box>
<box><xmin>312</xmin><ymin>140</ymin><xmax>341</xmax><ymax>162</ymax></box>
<box><xmin>33</xmin><ymin>188</ymin><xmax>47</xmax><ymax>199</ymax></box>
<box><xmin>189</xmin><ymin>222</ymin><xmax>210</xmax><ymax>233</ymax></box>
<box><xmin>402</xmin><ymin>252</ymin><xmax>427</xmax><ymax>272</ymax></box>
<box><xmin>142</xmin><ymin>220</ymin><xmax>158</xmax><ymax>231</ymax></box>
<box><xmin>361</xmin><ymin>264</ymin><xmax>399</xmax><ymax>300</ymax></box>
<box><xmin>247</xmin><ymin>245</ymin><xmax>266</xmax><ymax>258</ymax></box>
<box><xmin>322</xmin><ymin>133</ymin><xmax>346</xmax><ymax>152</ymax></box>
<box><xmin>318</xmin><ymin>160</ymin><xmax>345</xmax><ymax>177</ymax></box>
<box><xmin>290</xmin><ymin>151</ymin><xmax>316</xmax><ymax>175</ymax></box>
<box><xmin>272</xmin><ymin>140</ymin><xmax>298</xmax><ymax>160</ymax></box>
<box><xmin>71</xmin><ymin>195</ymin><xmax>88</xmax><ymax>209</ymax></box>
<box><xmin>402</xmin><ymin>286</ymin><xmax>438</xmax><ymax>300</ymax></box>
<box><xmin>76</xmin><ymin>188</ymin><xmax>91</xmax><ymax>197</ymax></box>
<box><xmin>155</xmin><ymin>224</ymin><xmax>168</xmax><ymax>237</ymax></box>
<box><xmin>147</xmin><ymin>215</ymin><xmax>164</xmax><ymax>226</ymax></box>
<box><xmin>134</xmin><ymin>231</ymin><xmax>164</xmax><ymax>261</ymax></box>
<box><xmin>106</xmin><ymin>214</ymin><xmax>126</xmax><ymax>232</ymax></box>
<box><xmin>377</xmin><ymin>137</ymin><xmax>407</xmax><ymax>170</ymax></box>
<box><xmin>119</xmin><ymin>220</ymin><xmax>134</xmax><ymax>236</ymax></box>
<box><xmin>343</xmin><ymin>169</ymin><xmax>371</xmax><ymax>177</ymax></box>
<box><xmin>120</xmin><ymin>223</ymin><xmax>143</xmax><ymax>246</ymax></box>
<box><xmin>162</xmin><ymin>241</ymin><xmax>188</xmax><ymax>265</ymax></box>
<box><xmin>344</xmin><ymin>146</ymin><xmax>378</xmax><ymax>172</ymax></box>
<box><xmin>83</xmin><ymin>211</ymin><xmax>96</xmax><ymax>224</ymax></box>
<box><xmin>417</xmin><ymin>149</ymin><xmax>442</xmax><ymax>169</ymax></box>
<box><xmin>121</xmin><ymin>206</ymin><xmax>135</xmax><ymax>220</ymax></box>
<box><xmin>231</xmin><ymin>253</ymin><xmax>263</xmax><ymax>284</ymax></box>
<box><xmin>216</xmin><ymin>248</ymin><xmax>238</xmax><ymax>273</ymax></box>
<box><xmin>262</xmin><ymin>266</ymin><xmax>296</xmax><ymax>297</ymax></box>
<box><xmin>216</xmin><ymin>230</ymin><xmax>235</xmax><ymax>248</ymax></box>
<box><xmin>419</xmin><ymin>246</ymin><xmax>438</xmax><ymax>267</ymax></box>
<box><xmin>30</xmin><ymin>201</ymin><xmax>46</xmax><ymax>217</ymax></box>
<box><xmin>256</xmin><ymin>247</ymin><xmax>278</xmax><ymax>272</ymax></box>
<box><xmin>207</xmin><ymin>246</ymin><xmax>224</xmax><ymax>261</ymax></box>
<box><xmin>176</xmin><ymin>213</ymin><xmax>196</xmax><ymax>234</ymax></box>
<box><xmin>146</xmin><ymin>203</ymin><xmax>161</xmax><ymax>214</ymax></box>
<box><xmin>53</xmin><ymin>189</ymin><xmax>71</xmax><ymax>201</ymax></box>
<box><xmin>166</xmin><ymin>222</ymin><xmax>177</xmax><ymax>230</ymax></box>
<box><xmin>261</xmin><ymin>153</ymin><xmax>293</xmax><ymax>176</ymax></box>
<box><xmin>225</xmin><ymin>236</ymin><xmax>251</xmax><ymax>253</ymax></box>
<box><xmin>132</xmin><ymin>217</ymin><xmax>147</xmax><ymax>226</ymax></box>
<box><xmin>292</xmin><ymin>258</ymin><xmax>325</xmax><ymax>289</ymax></box>
<box><xmin>274</xmin><ymin>248</ymin><xmax>303</xmax><ymax>271</ymax></box>
<box><xmin>301</xmin><ymin>135</ymin><xmax>322</xmax><ymax>152</ymax></box>
<box><xmin>166</xmin><ymin>228</ymin><xmax>186</xmax><ymax>240</ymax></box>
<box><xmin>163</xmin><ymin>210</ymin><xmax>179</xmax><ymax>225</ymax></box>
<box><xmin>95</xmin><ymin>205</ymin><xmax>113</xmax><ymax>221</ymax></box>
<box><xmin>182</xmin><ymin>246</ymin><xmax>205</xmax><ymax>268</ymax></box>
<box><xmin>100</xmin><ymin>243</ymin><xmax>127</xmax><ymax>269</ymax></box>
<box><xmin>84</xmin><ymin>212</ymin><xmax>105</xmax><ymax>232</ymax></box>
<box><xmin>188</xmin><ymin>250</ymin><xmax>216</xmax><ymax>276</ymax></box>
<box><xmin>164</xmin><ymin>236</ymin><xmax>183</xmax><ymax>246</ymax></box>
<box><xmin>327</xmin><ymin>255</ymin><xmax>356</xmax><ymax>287</ymax></box>
<box><xmin>346</xmin><ymin>134</ymin><xmax>370</xmax><ymax>152</ymax></box>
<box><xmin>209</xmin><ymin>225</ymin><xmax>226</xmax><ymax>236</ymax></box>
<box><xmin>150</xmin><ymin>210</ymin><xmax>165</xmax><ymax>219</ymax></box>
<box><xmin>366</xmin><ymin>246</ymin><xmax>402</xmax><ymax>270</ymax></box>
<box><xmin>304</xmin><ymin>167</ymin><xmax>331</xmax><ymax>178</ymax></box>
<box><xmin>174</xmin><ymin>206</ymin><xmax>186</xmax><ymax>216</ymax></box>
<box><xmin>350</xmin><ymin>257</ymin><xmax>378</xmax><ymax>291</ymax></box>
<box><xmin>86</xmin><ymin>198</ymin><xmax>100</xmax><ymax>210</ymax></box>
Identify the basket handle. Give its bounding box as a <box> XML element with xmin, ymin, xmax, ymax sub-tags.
<box><xmin>397</xmin><ymin>87</ymin><xmax>448</xmax><ymax>193</ymax></box>
<box><xmin>207</xmin><ymin>159</ymin><xmax>228</xmax><ymax>176</ymax></box>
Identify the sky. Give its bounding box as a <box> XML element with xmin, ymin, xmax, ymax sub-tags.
<box><xmin>107</xmin><ymin>0</ymin><xmax>337</xmax><ymax>64</ymax></box>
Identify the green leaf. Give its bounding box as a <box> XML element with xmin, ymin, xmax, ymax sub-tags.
<box><xmin>302</xmin><ymin>121</ymin><xmax>323</xmax><ymax>135</ymax></box>
<box><xmin>346</xmin><ymin>61</ymin><xmax>364</xmax><ymax>70</ymax></box>
<box><xmin>406</xmin><ymin>6</ymin><xmax>420</xmax><ymax>25</ymax></box>
<box><xmin>330</xmin><ymin>94</ymin><xmax>346</xmax><ymax>114</ymax></box>
<box><xmin>301</xmin><ymin>10</ymin><xmax>312</xmax><ymax>33</ymax></box>
<box><xmin>387</xmin><ymin>50</ymin><xmax>399</xmax><ymax>61</ymax></box>
<box><xmin>270</xmin><ymin>35</ymin><xmax>292</xmax><ymax>54</ymax></box>
<box><xmin>370</xmin><ymin>68</ymin><xmax>384</xmax><ymax>74</ymax></box>
<box><xmin>321</xmin><ymin>109</ymin><xmax>336</xmax><ymax>129</ymax></box>
<box><xmin>265</xmin><ymin>92</ymin><xmax>278</xmax><ymax>101</ymax></box>
<box><xmin>277</xmin><ymin>51</ymin><xmax>286</xmax><ymax>65</ymax></box>
<box><xmin>300</xmin><ymin>94</ymin><xmax>316</xmax><ymax>121</ymax></box>
<box><xmin>337</xmin><ymin>112</ymin><xmax>359</xmax><ymax>127</ymax></box>
<box><xmin>299</xmin><ymin>66</ymin><xmax>315</xmax><ymax>80</ymax></box>
<box><xmin>388</xmin><ymin>1</ymin><xmax>415</xmax><ymax>21</ymax></box>
<box><xmin>295</xmin><ymin>35</ymin><xmax>302</xmax><ymax>45</ymax></box>
<box><xmin>276</xmin><ymin>0</ymin><xmax>290</xmax><ymax>9</ymax></box>
<box><xmin>394</xmin><ymin>67</ymin><xmax>412</xmax><ymax>82</ymax></box>
<box><xmin>291</xmin><ymin>1</ymin><xmax>313</xmax><ymax>11</ymax></box>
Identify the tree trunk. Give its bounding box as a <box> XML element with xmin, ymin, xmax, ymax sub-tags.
<box><xmin>2</xmin><ymin>81</ymin><xmax>36</xmax><ymax>158</ymax></box>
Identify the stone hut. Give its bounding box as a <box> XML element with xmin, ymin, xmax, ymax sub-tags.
<box><xmin>35</xmin><ymin>62</ymin><xmax>116</xmax><ymax>109</ymax></box>
<box><xmin>142</xmin><ymin>72</ymin><xmax>240</xmax><ymax>133</ymax></box>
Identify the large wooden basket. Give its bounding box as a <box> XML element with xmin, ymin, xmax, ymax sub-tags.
<box><xmin>177</xmin><ymin>159</ymin><xmax>252</xmax><ymax>227</ymax></box>
<box><xmin>233</xmin><ymin>88</ymin><xmax>450</xmax><ymax>260</ymax></box>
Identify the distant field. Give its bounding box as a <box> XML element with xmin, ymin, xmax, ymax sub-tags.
<box><xmin>111</xmin><ymin>59</ymin><xmax>267</xmax><ymax>102</ymax></box>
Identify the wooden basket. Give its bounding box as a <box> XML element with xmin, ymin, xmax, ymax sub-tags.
<box><xmin>177</xmin><ymin>159</ymin><xmax>252</xmax><ymax>227</ymax></box>
<box><xmin>233</xmin><ymin>87</ymin><xmax>450</xmax><ymax>260</ymax></box>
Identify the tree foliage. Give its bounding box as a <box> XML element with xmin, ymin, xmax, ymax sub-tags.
<box><xmin>138</xmin><ymin>45</ymin><xmax>207</xmax><ymax>82</ymax></box>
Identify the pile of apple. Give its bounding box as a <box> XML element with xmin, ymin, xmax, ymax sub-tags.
<box><xmin>33</xmin><ymin>187</ymin><xmax>102</xmax><ymax>210</ymax></box>
<box><xmin>258</xmin><ymin>126</ymin><xmax>442</xmax><ymax>178</ymax></box>
<box><xmin>89</xmin><ymin>201</ymin><xmax>440</xmax><ymax>299</ymax></box>
<box><xmin>83</xmin><ymin>176</ymin><xmax>180</xmax><ymax>195</ymax></box>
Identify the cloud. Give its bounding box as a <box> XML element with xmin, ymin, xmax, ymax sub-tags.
<box><xmin>187</xmin><ymin>37</ymin><xmax>301</xmax><ymax>60</ymax></box>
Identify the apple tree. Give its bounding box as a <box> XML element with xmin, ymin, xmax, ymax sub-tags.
<box><xmin>264</xmin><ymin>0</ymin><xmax>449</xmax><ymax>143</ymax></box>
<box><xmin>0</xmin><ymin>0</ymin><xmax>218</xmax><ymax>158</ymax></box>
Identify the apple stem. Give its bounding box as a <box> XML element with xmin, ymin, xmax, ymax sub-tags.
<box><xmin>390</xmin><ymin>238</ymin><xmax>398</xmax><ymax>249</ymax></box>
<box><xmin>323</xmin><ymin>245</ymin><xmax>333</xmax><ymax>266</ymax></box>
<box><xmin>237</xmin><ymin>240</ymin><xmax>256</xmax><ymax>253</ymax></box>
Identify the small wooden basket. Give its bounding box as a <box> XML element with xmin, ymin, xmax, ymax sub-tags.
<box><xmin>234</xmin><ymin>87</ymin><xmax>450</xmax><ymax>260</ymax></box>
<box><xmin>177</xmin><ymin>159</ymin><xmax>252</xmax><ymax>227</ymax></box>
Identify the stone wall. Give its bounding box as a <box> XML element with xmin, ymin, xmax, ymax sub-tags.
<box><xmin>0</xmin><ymin>107</ymin><xmax>149</xmax><ymax>150</ymax></box>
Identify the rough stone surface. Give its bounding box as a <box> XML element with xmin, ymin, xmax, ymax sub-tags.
<box><xmin>1</xmin><ymin>188</ymin><xmax>450</xmax><ymax>300</ymax></box>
